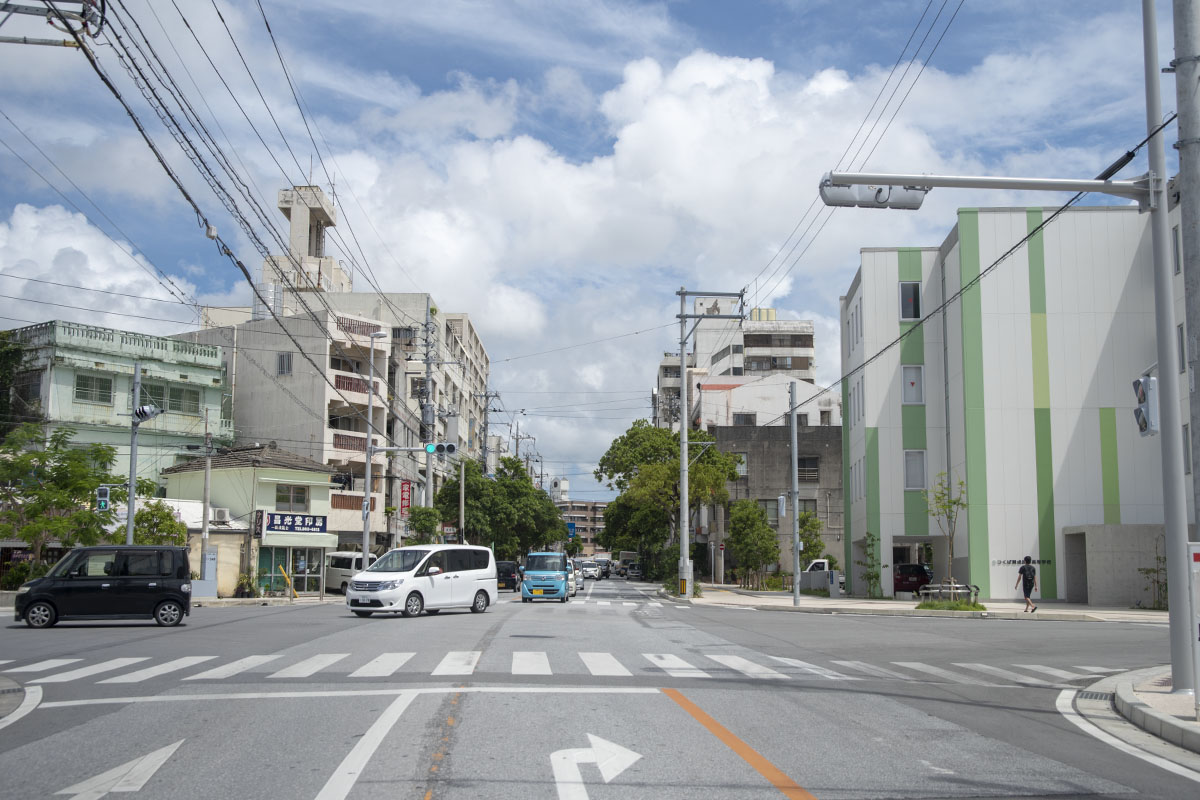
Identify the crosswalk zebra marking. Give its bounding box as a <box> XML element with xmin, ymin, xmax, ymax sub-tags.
<box><xmin>99</xmin><ymin>656</ymin><xmax>218</xmax><ymax>684</ymax></box>
<box><xmin>579</xmin><ymin>652</ymin><xmax>631</xmax><ymax>677</ymax></box>
<box><xmin>1074</xmin><ymin>666</ymin><xmax>1121</xmax><ymax>674</ymax></box>
<box><xmin>1014</xmin><ymin>664</ymin><xmax>1093</xmax><ymax>682</ymax></box>
<box><xmin>831</xmin><ymin>660</ymin><xmax>913</xmax><ymax>680</ymax></box>
<box><xmin>953</xmin><ymin>663</ymin><xmax>1061</xmax><ymax>688</ymax></box>
<box><xmin>183</xmin><ymin>655</ymin><xmax>282</xmax><ymax>680</ymax></box>
<box><xmin>512</xmin><ymin>652</ymin><xmax>552</xmax><ymax>675</ymax></box>
<box><xmin>770</xmin><ymin>657</ymin><xmax>858</xmax><ymax>681</ymax></box>
<box><xmin>432</xmin><ymin>651</ymin><xmax>481</xmax><ymax>676</ymax></box>
<box><xmin>3</xmin><ymin>658</ymin><xmax>81</xmax><ymax>673</ymax></box>
<box><xmin>349</xmin><ymin>653</ymin><xmax>415</xmax><ymax>678</ymax></box>
<box><xmin>645</xmin><ymin>654</ymin><xmax>710</xmax><ymax>679</ymax></box>
<box><xmin>269</xmin><ymin>654</ymin><xmax>349</xmax><ymax>679</ymax></box>
<box><xmin>31</xmin><ymin>658</ymin><xmax>150</xmax><ymax>684</ymax></box>
<box><xmin>707</xmin><ymin>655</ymin><xmax>788</xmax><ymax>680</ymax></box>
<box><xmin>596</xmin><ymin>601</ymin><xmax>611</xmax><ymax>606</ymax></box>
<box><xmin>892</xmin><ymin>662</ymin><xmax>995</xmax><ymax>686</ymax></box>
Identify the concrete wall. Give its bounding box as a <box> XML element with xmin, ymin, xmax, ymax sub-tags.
<box><xmin>1062</xmin><ymin>524</ymin><xmax>1177</xmax><ymax>608</ymax></box>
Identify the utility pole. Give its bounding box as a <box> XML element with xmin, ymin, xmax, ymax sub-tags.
<box><xmin>201</xmin><ymin>412</ymin><xmax>212</xmax><ymax>580</ymax></box>
<box><xmin>790</xmin><ymin>380</ymin><xmax>801</xmax><ymax>607</ymax></box>
<box><xmin>362</xmin><ymin>330</ymin><xmax>388</xmax><ymax>557</ymax></box>
<box><xmin>423</xmin><ymin>299</ymin><xmax>436</xmax><ymax>507</ymax></box>
<box><xmin>126</xmin><ymin>362</ymin><xmax>141</xmax><ymax>546</ymax></box>
<box><xmin>459</xmin><ymin>458</ymin><xmax>465</xmax><ymax>542</ymax></box>
<box><xmin>477</xmin><ymin>389</ymin><xmax>501</xmax><ymax>474</ymax></box>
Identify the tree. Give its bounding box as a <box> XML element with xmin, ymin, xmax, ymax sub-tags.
<box><xmin>433</xmin><ymin>459</ymin><xmax>497</xmax><ymax>545</ymax></box>
<box><xmin>727</xmin><ymin>499</ymin><xmax>779</xmax><ymax>590</ymax></box>
<box><xmin>924</xmin><ymin>472</ymin><xmax>967</xmax><ymax>586</ymax></box>
<box><xmin>133</xmin><ymin>499</ymin><xmax>187</xmax><ymax>546</ymax></box>
<box><xmin>0</xmin><ymin>331</ymin><xmax>34</xmax><ymax>434</ymax></box>
<box><xmin>407</xmin><ymin>506</ymin><xmax>441</xmax><ymax>545</ymax></box>
<box><xmin>594</xmin><ymin>420</ymin><xmax>677</xmax><ymax>492</ymax></box>
<box><xmin>854</xmin><ymin>530</ymin><xmax>887</xmax><ymax>598</ymax></box>
<box><xmin>491</xmin><ymin>456</ymin><xmax>565</xmax><ymax>554</ymax></box>
<box><xmin>0</xmin><ymin>424</ymin><xmax>119</xmax><ymax>562</ymax></box>
<box><xmin>797</xmin><ymin>511</ymin><xmax>824</xmax><ymax>567</ymax></box>
<box><xmin>564</xmin><ymin>539</ymin><xmax>582</xmax><ymax>557</ymax></box>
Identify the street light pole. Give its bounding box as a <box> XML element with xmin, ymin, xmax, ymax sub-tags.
<box><xmin>790</xmin><ymin>380</ymin><xmax>801</xmax><ymax>606</ymax></box>
<box><xmin>126</xmin><ymin>361</ymin><xmax>142</xmax><ymax>546</ymax></box>
<box><xmin>362</xmin><ymin>330</ymin><xmax>388</xmax><ymax>560</ymax></box>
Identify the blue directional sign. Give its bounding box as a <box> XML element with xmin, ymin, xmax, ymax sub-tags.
<box><xmin>567</xmin><ymin>522</ymin><xmax>576</xmax><ymax>539</ymax></box>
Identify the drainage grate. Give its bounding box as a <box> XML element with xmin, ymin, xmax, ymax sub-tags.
<box><xmin>0</xmin><ymin>687</ymin><xmax>23</xmax><ymax>696</ymax></box>
<box><xmin>1076</xmin><ymin>691</ymin><xmax>1114</xmax><ymax>701</ymax></box>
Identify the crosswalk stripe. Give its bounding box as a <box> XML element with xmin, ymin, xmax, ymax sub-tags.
<box><xmin>596</xmin><ymin>601</ymin><xmax>611</xmax><ymax>606</ymax></box>
<box><xmin>579</xmin><ymin>652</ymin><xmax>631</xmax><ymax>677</ymax></box>
<box><xmin>269</xmin><ymin>654</ymin><xmax>349</xmax><ymax>679</ymax></box>
<box><xmin>31</xmin><ymin>658</ymin><xmax>150</xmax><ymax>684</ymax></box>
<box><xmin>831</xmin><ymin>660</ymin><xmax>913</xmax><ymax>680</ymax></box>
<box><xmin>892</xmin><ymin>662</ymin><xmax>995</xmax><ymax>685</ymax></box>
<box><xmin>99</xmin><ymin>656</ymin><xmax>218</xmax><ymax>684</ymax></box>
<box><xmin>350</xmin><ymin>653</ymin><xmax>415</xmax><ymax>678</ymax></box>
<box><xmin>769</xmin><ymin>657</ymin><xmax>858</xmax><ymax>681</ymax></box>
<box><xmin>644</xmin><ymin>653</ymin><xmax>710</xmax><ymax>679</ymax></box>
<box><xmin>1014</xmin><ymin>664</ymin><xmax>1093</xmax><ymax>681</ymax></box>
<box><xmin>0</xmin><ymin>661</ymin><xmax>11</xmax><ymax>667</ymax></box>
<box><xmin>183</xmin><ymin>655</ymin><xmax>282</xmax><ymax>680</ymax></box>
<box><xmin>707</xmin><ymin>655</ymin><xmax>788</xmax><ymax>680</ymax></box>
<box><xmin>647</xmin><ymin>602</ymin><xmax>662</xmax><ymax>607</ymax></box>
<box><xmin>432</xmin><ymin>651</ymin><xmax>481</xmax><ymax>676</ymax></box>
<box><xmin>953</xmin><ymin>663</ymin><xmax>1060</xmax><ymax>687</ymax></box>
<box><xmin>623</xmin><ymin>602</ymin><xmax>636</xmax><ymax>607</ymax></box>
<box><xmin>3</xmin><ymin>659</ymin><xmax>81</xmax><ymax>673</ymax></box>
<box><xmin>512</xmin><ymin>652</ymin><xmax>552</xmax><ymax>675</ymax></box>
<box><xmin>1074</xmin><ymin>666</ymin><xmax>1121</xmax><ymax>674</ymax></box>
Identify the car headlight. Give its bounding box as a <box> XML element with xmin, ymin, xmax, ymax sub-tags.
<box><xmin>556</xmin><ymin>573</ymin><xmax>566</xmax><ymax>581</ymax></box>
<box><xmin>378</xmin><ymin>579</ymin><xmax>403</xmax><ymax>591</ymax></box>
<box><xmin>16</xmin><ymin>584</ymin><xmax>31</xmax><ymax>594</ymax></box>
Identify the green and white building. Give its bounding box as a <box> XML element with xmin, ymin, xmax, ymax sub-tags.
<box><xmin>840</xmin><ymin>203</ymin><xmax>1191</xmax><ymax>603</ymax></box>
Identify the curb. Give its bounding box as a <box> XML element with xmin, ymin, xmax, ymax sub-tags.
<box><xmin>1114</xmin><ymin>679</ymin><xmax>1200</xmax><ymax>755</ymax></box>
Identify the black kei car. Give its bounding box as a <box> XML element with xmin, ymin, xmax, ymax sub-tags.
<box><xmin>14</xmin><ymin>545</ymin><xmax>192</xmax><ymax>628</ymax></box>
<box><xmin>496</xmin><ymin>560</ymin><xmax>521</xmax><ymax>591</ymax></box>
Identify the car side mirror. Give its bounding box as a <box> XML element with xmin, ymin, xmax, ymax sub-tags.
<box><xmin>427</xmin><ymin>566</ymin><xmax>443</xmax><ymax>576</ymax></box>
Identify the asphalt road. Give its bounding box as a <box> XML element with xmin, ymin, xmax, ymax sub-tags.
<box><xmin>1</xmin><ymin>577</ymin><xmax>1197</xmax><ymax>799</ymax></box>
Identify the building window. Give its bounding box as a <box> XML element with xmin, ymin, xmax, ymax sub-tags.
<box><xmin>732</xmin><ymin>413</ymin><xmax>756</xmax><ymax>426</ymax></box>
<box><xmin>330</xmin><ymin>355</ymin><xmax>360</xmax><ymax>373</ymax></box>
<box><xmin>1185</xmin><ymin>424</ymin><xmax>1192</xmax><ymax>475</ymax></box>
<box><xmin>168</xmin><ymin>387</ymin><xmax>201</xmax><ymax>415</ymax></box>
<box><xmin>12</xmin><ymin>370</ymin><xmax>42</xmax><ymax>414</ymax></box>
<box><xmin>904</xmin><ymin>450</ymin><xmax>927</xmax><ymax>491</ymax></box>
<box><xmin>277</xmin><ymin>352</ymin><xmax>293</xmax><ymax>376</ymax></box>
<box><xmin>797</xmin><ymin>499</ymin><xmax>817</xmax><ymax>514</ymax></box>
<box><xmin>731</xmin><ymin>367</ymin><xmax>743</xmax><ymax>376</ymax></box>
<box><xmin>1178</xmin><ymin>324</ymin><xmax>1187</xmax><ymax>373</ymax></box>
<box><xmin>900</xmin><ymin>282</ymin><xmax>921</xmax><ymax>320</ymax></box>
<box><xmin>798</xmin><ymin>413</ymin><xmax>809</xmax><ymax>426</ymax></box>
<box><xmin>1174</xmin><ymin>225</ymin><xmax>1182</xmax><ymax>275</ymax></box>
<box><xmin>756</xmin><ymin>499</ymin><xmax>779</xmax><ymax>529</ymax></box>
<box><xmin>74</xmin><ymin>374</ymin><xmax>113</xmax><ymax>404</ymax></box>
<box><xmin>902</xmin><ymin>365</ymin><xmax>924</xmax><ymax>404</ymax></box>
<box><xmin>276</xmin><ymin>484</ymin><xmax>309</xmax><ymax>512</ymax></box>
<box><xmin>820</xmin><ymin>409</ymin><xmax>831</xmax><ymax>425</ymax></box>
<box><xmin>734</xmin><ymin>453</ymin><xmax>748</xmax><ymax>477</ymax></box>
<box><xmin>410</xmin><ymin>377</ymin><xmax>426</xmax><ymax>400</ymax></box>
<box><xmin>798</xmin><ymin>457</ymin><xmax>819</xmax><ymax>482</ymax></box>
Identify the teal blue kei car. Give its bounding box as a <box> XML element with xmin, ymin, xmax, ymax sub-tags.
<box><xmin>520</xmin><ymin>551</ymin><xmax>570</xmax><ymax>603</ymax></box>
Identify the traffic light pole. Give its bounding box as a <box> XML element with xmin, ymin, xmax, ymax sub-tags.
<box><xmin>126</xmin><ymin>362</ymin><xmax>141</xmax><ymax>545</ymax></box>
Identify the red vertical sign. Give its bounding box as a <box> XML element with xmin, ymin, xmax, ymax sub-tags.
<box><xmin>400</xmin><ymin>480</ymin><xmax>412</xmax><ymax>517</ymax></box>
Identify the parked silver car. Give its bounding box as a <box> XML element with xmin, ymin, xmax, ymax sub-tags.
<box><xmin>625</xmin><ymin>563</ymin><xmax>642</xmax><ymax>580</ymax></box>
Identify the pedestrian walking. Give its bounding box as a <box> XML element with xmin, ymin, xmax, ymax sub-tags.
<box><xmin>1015</xmin><ymin>556</ymin><xmax>1038</xmax><ymax>612</ymax></box>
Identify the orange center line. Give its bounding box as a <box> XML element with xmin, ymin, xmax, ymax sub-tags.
<box><xmin>661</xmin><ymin>688</ymin><xmax>818</xmax><ymax>800</ymax></box>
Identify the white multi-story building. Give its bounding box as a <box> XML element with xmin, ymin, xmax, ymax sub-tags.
<box><xmin>692</xmin><ymin>374</ymin><xmax>840</xmax><ymax>430</ymax></box>
<box><xmin>841</xmin><ymin>203</ymin><xmax>1191</xmax><ymax>604</ymax></box>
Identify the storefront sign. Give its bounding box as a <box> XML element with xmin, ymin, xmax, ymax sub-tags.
<box><xmin>400</xmin><ymin>481</ymin><xmax>412</xmax><ymax>517</ymax></box>
<box><xmin>265</xmin><ymin>514</ymin><xmax>328</xmax><ymax>533</ymax></box>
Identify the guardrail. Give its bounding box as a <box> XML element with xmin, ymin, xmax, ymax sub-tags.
<box><xmin>917</xmin><ymin>582</ymin><xmax>981</xmax><ymax>603</ymax></box>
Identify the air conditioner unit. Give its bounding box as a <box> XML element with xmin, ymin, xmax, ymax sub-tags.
<box><xmin>212</xmin><ymin>508</ymin><xmax>231</xmax><ymax>523</ymax></box>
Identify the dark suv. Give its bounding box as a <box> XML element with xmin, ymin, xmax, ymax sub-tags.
<box><xmin>14</xmin><ymin>545</ymin><xmax>192</xmax><ymax>628</ymax></box>
<box><xmin>497</xmin><ymin>560</ymin><xmax>521</xmax><ymax>591</ymax></box>
<box><xmin>893</xmin><ymin>563</ymin><xmax>933</xmax><ymax>595</ymax></box>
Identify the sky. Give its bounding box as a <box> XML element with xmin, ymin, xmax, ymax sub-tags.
<box><xmin>0</xmin><ymin>0</ymin><xmax>1179</xmax><ymax>501</ymax></box>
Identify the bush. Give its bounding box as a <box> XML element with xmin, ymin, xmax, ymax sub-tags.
<box><xmin>916</xmin><ymin>599</ymin><xmax>987</xmax><ymax>612</ymax></box>
<box><xmin>1</xmin><ymin>560</ymin><xmax>49</xmax><ymax>590</ymax></box>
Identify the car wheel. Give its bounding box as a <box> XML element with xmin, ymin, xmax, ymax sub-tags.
<box><xmin>353</xmin><ymin>610</ymin><xmax>374</xmax><ymax>618</ymax></box>
<box><xmin>154</xmin><ymin>600</ymin><xmax>184</xmax><ymax>627</ymax></box>
<box><xmin>560</xmin><ymin>595</ymin><xmax>568</xmax><ymax>603</ymax></box>
<box><xmin>425</xmin><ymin>609</ymin><xmax>441</xmax><ymax>615</ymax></box>
<box><xmin>402</xmin><ymin>592</ymin><xmax>424</xmax><ymax>618</ymax></box>
<box><xmin>24</xmin><ymin>600</ymin><xmax>56</xmax><ymax>629</ymax></box>
<box><xmin>522</xmin><ymin>597</ymin><xmax>532</xmax><ymax>603</ymax></box>
<box><xmin>471</xmin><ymin>591</ymin><xmax>489</xmax><ymax>613</ymax></box>
<box><xmin>340</xmin><ymin>582</ymin><xmax>348</xmax><ymax>595</ymax></box>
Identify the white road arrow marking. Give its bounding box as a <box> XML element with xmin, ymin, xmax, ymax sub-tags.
<box><xmin>551</xmin><ymin>734</ymin><xmax>641</xmax><ymax>800</ymax></box>
<box><xmin>56</xmin><ymin>739</ymin><xmax>184</xmax><ymax>799</ymax></box>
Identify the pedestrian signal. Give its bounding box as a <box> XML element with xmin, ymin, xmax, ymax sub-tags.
<box><xmin>1132</xmin><ymin>376</ymin><xmax>1159</xmax><ymax>437</ymax></box>
<box><xmin>96</xmin><ymin>486</ymin><xmax>110</xmax><ymax>511</ymax></box>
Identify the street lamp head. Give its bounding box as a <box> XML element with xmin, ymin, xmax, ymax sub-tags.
<box><xmin>370</xmin><ymin>331</ymin><xmax>387</xmax><ymax>339</ymax></box>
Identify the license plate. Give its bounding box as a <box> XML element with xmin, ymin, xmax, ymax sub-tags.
<box><xmin>532</xmin><ymin>589</ymin><xmax>543</xmax><ymax>595</ymax></box>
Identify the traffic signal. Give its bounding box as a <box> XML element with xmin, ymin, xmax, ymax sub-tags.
<box><xmin>424</xmin><ymin>442</ymin><xmax>457</xmax><ymax>456</ymax></box>
<box><xmin>818</xmin><ymin>172</ymin><xmax>929</xmax><ymax>210</ymax></box>
<box><xmin>96</xmin><ymin>486</ymin><xmax>110</xmax><ymax>511</ymax></box>
<box><xmin>132</xmin><ymin>404</ymin><xmax>162</xmax><ymax>423</ymax></box>
<box><xmin>1133</xmin><ymin>376</ymin><xmax>1159</xmax><ymax>436</ymax></box>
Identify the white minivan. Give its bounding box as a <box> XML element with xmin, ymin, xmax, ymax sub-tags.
<box><xmin>325</xmin><ymin>551</ymin><xmax>377</xmax><ymax>595</ymax></box>
<box><xmin>345</xmin><ymin>544</ymin><xmax>498</xmax><ymax>618</ymax></box>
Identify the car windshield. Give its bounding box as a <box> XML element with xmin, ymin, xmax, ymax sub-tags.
<box><xmin>584</xmin><ymin>562</ymin><xmax>597</xmax><ymax>568</ymax></box>
<box><xmin>368</xmin><ymin>549</ymin><xmax>427</xmax><ymax>573</ymax></box>
<box><xmin>525</xmin><ymin>554</ymin><xmax>566</xmax><ymax>571</ymax></box>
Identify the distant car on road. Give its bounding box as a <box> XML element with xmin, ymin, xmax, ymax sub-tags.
<box><xmin>594</xmin><ymin>558</ymin><xmax>611</xmax><ymax>577</ymax></box>
<box><xmin>567</xmin><ymin>561</ymin><xmax>579</xmax><ymax>596</ymax></box>
<box><xmin>625</xmin><ymin>563</ymin><xmax>642</xmax><ymax>580</ymax></box>
<box><xmin>581</xmin><ymin>561</ymin><xmax>601</xmax><ymax>579</ymax></box>
<box><xmin>497</xmin><ymin>560</ymin><xmax>521</xmax><ymax>591</ymax></box>
<box><xmin>894</xmin><ymin>563</ymin><xmax>933</xmax><ymax>595</ymax></box>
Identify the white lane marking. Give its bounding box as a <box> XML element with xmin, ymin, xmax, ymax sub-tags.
<box><xmin>512</xmin><ymin>651</ymin><xmax>553</xmax><ymax>675</ymax></box>
<box><xmin>31</xmin><ymin>658</ymin><xmax>149</xmax><ymax>684</ymax></box>
<box><xmin>770</xmin><ymin>657</ymin><xmax>858</xmax><ymax>681</ymax></box>
<box><xmin>953</xmin><ymin>663</ymin><xmax>1062</xmax><ymax>688</ymax></box>
<box><xmin>432</xmin><ymin>651</ymin><xmax>481</xmax><ymax>676</ymax></box>
<box><xmin>1074</xmin><ymin>666</ymin><xmax>1122</xmax><ymax>674</ymax></box>
<box><xmin>707</xmin><ymin>655</ymin><xmax>788</xmax><ymax>680</ymax></box>
<box><xmin>1015</xmin><ymin>664</ymin><xmax>1093</xmax><ymax>682</ymax></box>
<box><xmin>56</xmin><ymin>739</ymin><xmax>183</xmax><ymax>797</ymax></box>
<box><xmin>892</xmin><ymin>662</ymin><xmax>996</xmax><ymax>686</ymax></box>
<box><xmin>268</xmin><ymin>654</ymin><xmax>349</xmax><ymax>679</ymax></box>
<box><xmin>3</xmin><ymin>659</ymin><xmax>81</xmax><ymax>673</ymax></box>
<box><xmin>579</xmin><ymin>652</ymin><xmax>631</xmax><ymax>677</ymax></box>
<box><xmin>919</xmin><ymin>758</ymin><xmax>955</xmax><ymax>775</ymax></box>
<box><xmin>622</xmin><ymin>602</ymin><xmax>636</xmax><ymax>607</ymax></box>
<box><xmin>314</xmin><ymin>692</ymin><xmax>417</xmax><ymax>800</ymax></box>
<box><xmin>831</xmin><ymin>660</ymin><xmax>913</xmax><ymax>680</ymax></box>
<box><xmin>1056</xmin><ymin>689</ymin><xmax>1200</xmax><ymax>784</ymax></box>
<box><xmin>596</xmin><ymin>601</ymin><xmax>611</xmax><ymax>606</ymax></box>
<box><xmin>0</xmin><ymin>685</ymin><xmax>41</xmax><ymax>732</ymax></box>
<box><xmin>646</xmin><ymin>602</ymin><xmax>662</xmax><ymax>607</ymax></box>
<box><xmin>0</xmin><ymin>660</ymin><xmax>10</xmax><ymax>667</ymax></box>
<box><xmin>183</xmin><ymin>655</ymin><xmax>282</xmax><ymax>680</ymax></box>
<box><xmin>644</xmin><ymin>654</ymin><xmax>710</xmax><ymax>679</ymax></box>
<box><xmin>99</xmin><ymin>656</ymin><xmax>218</xmax><ymax>684</ymax></box>
<box><xmin>349</xmin><ymin>653</ymin><xmax>414</xmax><ymax>678</ymax></box>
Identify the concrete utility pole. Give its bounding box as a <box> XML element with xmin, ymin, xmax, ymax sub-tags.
<box><xmin>362</xmin><ymin>330</ymin><xmax>388</xmax><ymax>558</ymax></box>
<box><xmin>126</xmin><ymin>362</ymin><xmax>142</xmax><ymax>546</ymax></box>
<box><xmin>790</xmin><ymin>381</ymin><xmax>801</xmax><ymax>607</ymax></box>
<box><xmin>423</xmin><ymin>300</ymin><xmax>436</xmax><ymax>507</ymax></box>
<box><xmin>201</xmin><ymin>414</ymin><xmax>212</xmax><ymax>580</ymax></box>
<box><xmin>477</xmin><ymin>389</ymin><xmax>501</xmax><ymax>474</ymax></box>
<box><xmin>459</xmin><ymin>458</ymin><xmax>465</xmax><ymax>542</ymax></box>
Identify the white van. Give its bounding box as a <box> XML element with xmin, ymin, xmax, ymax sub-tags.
<box><xmin>345</xmin><ymin>544</ymin><xmax>497</xmax><ymax>618</ymax></box>
<box><xmin>325</xmin><ymin>551</ymin><xmax>377</xmax><ymax>595</ymax></box>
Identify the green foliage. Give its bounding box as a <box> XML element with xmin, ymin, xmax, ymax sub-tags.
<box><xmin>0</xmin><ymin>559</ymin><xmax>50</xmax><ymax>589</ymax></box>
<box><xmin>564</xmin><ymin>539</ymin><xmax>582</xmax><ymax>557</ymax></box>
<box><xmin>916</xmin><ymin>599</ymin><xmax>987</xmax><ymax>611</ymax></box>
<box><xmin>728</xmin><ymin>499</ymin><xmax>779</xmax><ymax>590</ymax></box>
<box><xmin>854</xmin><ymin>530</ymin><xmax>887</xmax><ymax>598</ymax></box>
<box><xmin>0</xmin><ymin>424</ymin><xmax>121</xmax><ymax>562</ymax></box>
<box><xmin>406</xmin><ymin>506</ymin><xmax>441</xmax><ymax>544</ymax></box>
<box><xmin>132</xmin><ymin>499</ymin><xmax>188</xmax><ymax>546</ymax></box>
<box><xmin>797</xmin><ymin>511</ymin><xmax>824</xmax><ymax>564</ymax></box>
<box><xmin>434</xmin><ymin>459</ymin><xmax>496</xmax><ymax>546</ymax></box>
<box><xmin>593</xmin><ymin>420</ymin><xmax>678</xmax><ymax>493</ymax></box>
<box><xmin>0</xmin><ymin>331</ymin><xmax>34</xmax><ymax>434</ymax></box>
<box><xmin>924</xmin><ymin>472</ymin><xmax>967</xmax><ymax>583</ymax></box>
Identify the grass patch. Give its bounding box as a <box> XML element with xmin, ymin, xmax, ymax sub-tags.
<box><xmin>799</xmin><ymin>588</ymin><xmax>829</xmax><ymax>598</ymax></box>
<box><xmin>916</xmin><ymin>599</ymin><xmax>987</xmax><ymax>611</ymax></box>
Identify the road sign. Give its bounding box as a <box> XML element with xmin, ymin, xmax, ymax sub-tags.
<box><xmin>719</xmin><ymin>543</ymin><xmax>725</xmax><ymax>551</ymax></box>
<box><xmin>567</xmin><ymin>522</ymin><xmax>576</xmax><ymax>539</ymax></box>
<box><xmin>550</xmin><ymin>734</ymin><xmax>640</xmax><ymax>799</ymax></box>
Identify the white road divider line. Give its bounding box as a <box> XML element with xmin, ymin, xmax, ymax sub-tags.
<box><xmin>830</xmin><ymin>660</ymin><xmax>912</xmax><ymax>680</ymax></box>
<box><xmin>579</xmin><ymin>652</ymin><xmax>631</xmax><ymax>677</ymax></box>
<box><xmin>183</xmin><ymin>655</ymin><xmax>282</xmax><ymax>680</ymax></box>
<box><xmin>1073</xmin><ymin>666</ymin><xmax>1121</xmax><ymax>674</ymax></box>
<box><xmin>268</xmin><ymin>654</ymin><xmax>349</xmax><ymax>679</ymax></box>
<box><xmin>770</xmin><ymin>657</ymin><xmax>858</xmax><ymax>681</ymax></box>
<box><xmin>99</xmin><ymin>656</ymin><xmax>218</xmax><ymax>684</ymax></box>
<box><xmin>512</xmin><ymin>651</ymin><xmax>553</xmax><ymax>675</ymax></box>
<box><xmin>644</xmin><ymin>654</ymin><xmax>710</xmax><ymax>679</ymax></box>
<box><xmin>597</xmin><ymin>601</ymin><xmax>611</xmax><ymax>606</ymax></box>
<box><xmin>892</xmin><ymin>662</ymin><xmax>995</xmax><ymax>686</ymax></box>
<box><xmin>349</xmin><ymin>653</ymin><xmax>415</xmax><ymax>678</ymax></box>
<box><xmin>707</xmin><ymin>655</ymin><xmax>788</xmax><ymax>680</ymax></box>
<box><xmin>3</xmin><ymin>658</ymin><xmax>81</xmax><ymax>673</ymax></box>
<box><xmin>314</xmin><ymin>691</ymin><xmax>418</xmax><ymax>800</ymax></box>
<box><xmin>1015</xmin><ymin>664</ymin><xmax>1092</xmax><ymax>681</ymax></box>
<box><xmin>953</xmin><ymin>663</ymin><xmax>1062</xmax><ymax>687</ymax></box>
<box><xmin>432</xmin><ymin>651</ymin><xmax>481</xmax><ymax>675</ymax></box>
<box><xmin>31</xmin><ymin>658</ymin><xmax>150</xmax><ymax>684</ymax></box>
<box><xmin>0</xmin><ymin>685</ymin><xmax>39</xmax><ymax>732</ymax></box>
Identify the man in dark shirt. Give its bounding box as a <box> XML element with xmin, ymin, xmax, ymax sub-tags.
<box><xmin>1014</xmin><ymin>555</ymin><xmax>1038</xmax><ymax>612</ymax></box>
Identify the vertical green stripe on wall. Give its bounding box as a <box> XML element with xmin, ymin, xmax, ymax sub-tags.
<box><xmin>898</xmin><ymin>248</ymin><xmax>924</xmax><ymax>282</ymax></box>
<box><xmin>901</xmin><ymin>405</ymin><xmax>927</xmax><ymax>450</ymax></box>
<box><xmin>1027</xmin><ymin>209</ymin><xmax>1056</xmax><ymax>599</ymax></box>
<box><xmin>958</xmin><ymin>210</ymin><xmax>990</xmax><ymax>595</ymax></box>
<box><xmin>866</xmin><ymin>427</ymin><xmax>881</xmax><ymax>566</ymax></box>
<box><xmin>842</xmin><ymin>380</ymin><xmax>853</xmax><ymax>590</ymax></box>
<box><xmin>1099</xmin><ymin>408</ymin><xmax>1121</xmax><ymax>525</ymax></box>
<box><xmin>904</xmin><ymin>490</ymin><xmax>929</xmax><ymax>535</ymax></box>
<box><xmin>899</xmin><ymin>323</ymin><xmax>924</xmax><ymax>364</ymax></box>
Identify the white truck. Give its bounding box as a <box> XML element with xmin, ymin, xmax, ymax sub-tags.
<box><xmin>803</xmin><ymin>559</ymin><xmax>844</xmax><ymax>592</ymax></box>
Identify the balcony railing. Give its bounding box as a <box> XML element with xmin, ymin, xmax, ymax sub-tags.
<box><xmin>333</xmin><ymin>374</ymin><xmax>378</xmax><ymax>395</ymax></box>
<box><xmin>333</xmin><ymin>432</ymin><xmax>368</xmax><ymax>452</ymax></box>
<box><xmin>331</xmin><ymin>493</ymin><xmax>376</xmax><ymax>511</ymax></box>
